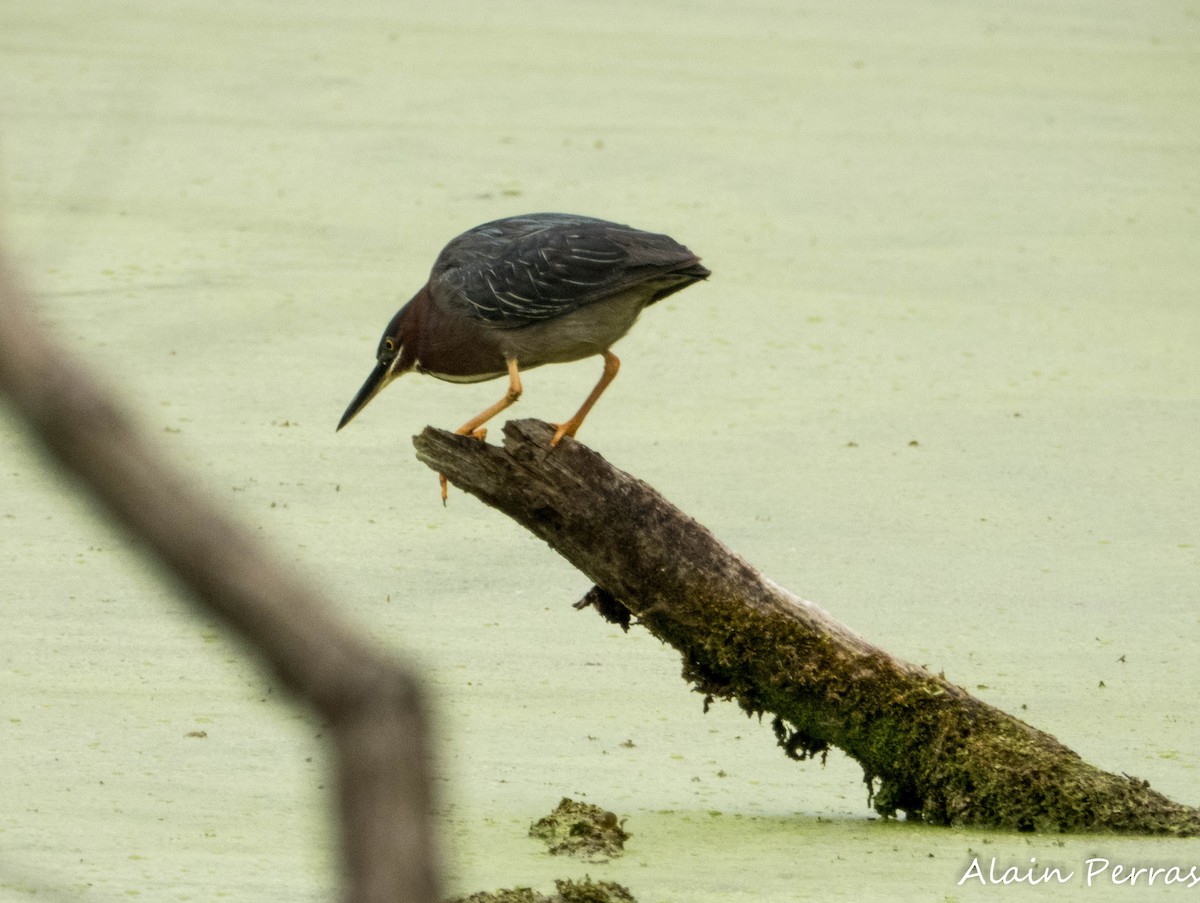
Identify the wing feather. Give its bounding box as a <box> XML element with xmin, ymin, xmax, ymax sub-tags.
<box><xmin>428</xmin><ymin>213</ymin><xmax>705</xmax><ymax>327</ymax></box>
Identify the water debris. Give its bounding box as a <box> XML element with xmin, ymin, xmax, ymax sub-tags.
<box><xmin>445</xmin><ymin>877</ymin><xmax>636</xmax><ymax>903</ymax></box>
<box><xmin>529</xmin><ymin>798</ymin><xmax>630</xmax><ymax>861</ymax></box>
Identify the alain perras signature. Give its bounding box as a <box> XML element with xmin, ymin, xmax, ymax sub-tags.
<box><xmin>958</xmin><ymin>856</ymin><xmax>1200</xmax><ymax>888</ymax></box>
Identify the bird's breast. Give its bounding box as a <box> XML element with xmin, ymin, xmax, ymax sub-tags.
<box><xmin>495</xmin><ymin>287</ymin><xmax>650</xmax><ymax>367</ymax></box>
<box><xmin>415</xmin><ymin>363</ymin><xmax>507</xmax><ymax>384</ymax></box>
<box><xmin>412</xmin><ymin>283</ymin><xmax>656</xmax><ymax>382</ymax></box>
<box><xmin>412</xmin><ymin>301</ymin><xmax>510</xmax><ymax>383</ymax></box>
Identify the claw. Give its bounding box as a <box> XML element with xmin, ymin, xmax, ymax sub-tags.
<box><xmin>550</xmin><ymin>420</ymin><xmax>578</xmax><ymax>447</ymax></box>
<box><xmin>439</xmin><ymin>425</ymin><xmax>489</xmax><ymax>502</ymax></box>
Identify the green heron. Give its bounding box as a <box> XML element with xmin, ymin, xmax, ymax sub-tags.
<box><xmin>337</xmin><ymin>212</ymin><xmax>709</xmax><ymax>498</ymax></box>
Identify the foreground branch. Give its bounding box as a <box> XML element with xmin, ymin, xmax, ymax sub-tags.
<box><xmin>0</xmin><ymin>254</ymin><xmax>439</xmax><ymax>901</ymax></box>
<box><xmin>415</xmin><ymin>419</ymin><xmax>1199</xmax><ymax>835</ymax></box>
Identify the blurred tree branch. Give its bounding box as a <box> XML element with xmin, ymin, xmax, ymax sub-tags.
<box><xmin>0</xmin><ymin>249</ymin><xmax>440</xmax><ymax>902</ymax></box>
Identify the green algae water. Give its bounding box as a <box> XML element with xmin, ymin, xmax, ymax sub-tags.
<box><xmin>2</xmin><ymin>2</ymin><xmax>1197</xmax><ymax>900</ymax></box>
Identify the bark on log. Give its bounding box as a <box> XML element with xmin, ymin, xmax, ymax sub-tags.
<box><xmin>414</xmin><ymin>418</ymin><xmax>1200</xmax><ymax>836</ymax></box>
<box><xmin>0</xmin><ymin>253</ymin><xmax>440</xmax><ymax>901</ymax></box>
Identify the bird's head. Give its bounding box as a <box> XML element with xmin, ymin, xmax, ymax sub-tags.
<box><xmin>337</xmin><ymin>307</ymin><xmax>410</xmax><ymax>431</ymax></box>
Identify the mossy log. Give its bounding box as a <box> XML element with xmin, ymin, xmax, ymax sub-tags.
<box><xmin>414</xmin><ymin>418</ymin><xmax>1199</xmax><ymax>836</ymax></box>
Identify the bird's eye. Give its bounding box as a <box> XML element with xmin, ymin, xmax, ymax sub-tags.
<box><xmin>384</xmin><ymin>338</ymin><xmax>395</xmax><ymax>352</ymax></box>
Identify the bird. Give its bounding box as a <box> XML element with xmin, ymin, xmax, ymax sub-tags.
<box><xmin>337</xmin><ymin>212</ymin><xmax>710</xmax><ymax>499</ymax></box>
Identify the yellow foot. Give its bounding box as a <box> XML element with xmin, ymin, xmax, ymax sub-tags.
<box><xmin>440</xmin><ymin>427</ymin><xmax>489</xmax><ymax>503</ymax></box>
<box><xmin>549</xmin><ymin>421</ymin><xmax>580</xmax><ymax>447</ymax></box>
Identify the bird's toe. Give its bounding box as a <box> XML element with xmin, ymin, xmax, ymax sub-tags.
<box><xmin>549</xmin><ymin>421</ymin><xmax>579</xmax><ymax>447</ymax></box>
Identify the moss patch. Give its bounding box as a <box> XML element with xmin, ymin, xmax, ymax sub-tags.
<box><xmin>445</xmin><ymin>877</ymin><xmax>636</xmax><ymax>903</ymax></box>
<box><xmin>529</xmin><ymin>798</ymin><xmax>630</xmax><ymax>861</ymax></box>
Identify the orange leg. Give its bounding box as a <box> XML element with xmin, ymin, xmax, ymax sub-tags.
<box><xmin>454</xmin><ymin>357</ymin><xmax>524</xmax><ymax>439</ymax></box>
<box><xmin>551</xmin><ymin>350</ymin><xmax>620</xmax><ymax>447</ymax></box>
<box><xmin>440</xmin><ymin>357</ymin><xmax>522</xmax><ymax>502</ymax></box>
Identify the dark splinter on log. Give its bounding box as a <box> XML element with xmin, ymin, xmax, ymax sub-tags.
<box><xmin>414</xmin><ymin>418</ymin><xmax>1199</xmax><ymax>836</ymax></box>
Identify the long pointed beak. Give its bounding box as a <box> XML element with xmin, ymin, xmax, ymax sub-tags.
<box><xmin>337</xmin><ymin>358</ymin><xmax>401</xmax><ymax>431</ymax></box>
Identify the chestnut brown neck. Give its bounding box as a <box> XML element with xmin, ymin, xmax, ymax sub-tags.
<box><xmin>401</xmin><ymin>285</ymin><xmax>508</xmax><ymax>383</ymax></box>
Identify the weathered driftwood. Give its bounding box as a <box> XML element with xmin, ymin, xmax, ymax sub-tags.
<box><xmin>0</xmin><ymin>254</ymin><xmax>440</xmax><ymax>902</ymax></box>
<box><xmin>414</xmin><ymin>418</ymin><xmax>1199</xmax><ymax>836</ymax></box>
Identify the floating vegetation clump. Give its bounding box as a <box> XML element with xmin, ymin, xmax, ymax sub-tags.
<box><xmin>529</xmin><ymin>798</ymin><xmax>630</xmax><ymax>861</ymax></box>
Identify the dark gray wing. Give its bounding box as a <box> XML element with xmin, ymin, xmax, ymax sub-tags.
<box><xmin>427</xmin><ymin>213</ymin><xmax>706</xmax><ymax>327</ymax></box>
